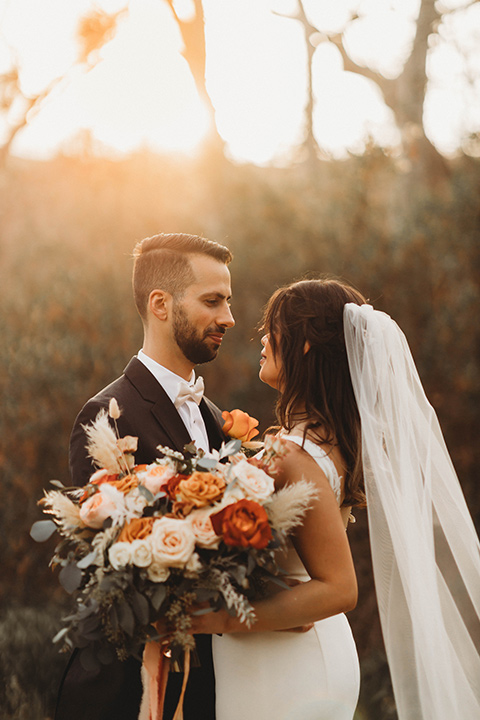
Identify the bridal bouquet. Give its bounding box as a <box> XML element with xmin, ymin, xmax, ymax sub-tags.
<box><xmin>31</xmin><ymin>400</ymin><xmax>316</xmax><ymax>676</ymax></box>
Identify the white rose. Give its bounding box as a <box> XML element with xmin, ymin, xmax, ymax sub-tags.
<box><xmin>108</xmin><ymin>541</ymin><xmax>132</xmax><ymax>569</ymax></box>
<box><xmin>185</xmin><ymin>552</ymin><xmax>203</xmax><ymax>575</ymax></box>
<box><xmin>130</xmin><ymin>538</ymin><xmax>153</xmax><ymax>567</ymax></box>
<box><xmin>151</xmin><ymin>517</ymin><xmax>195</xmax><ymax>568</ymax></box>
<box><xmin>230</xmin><ymin>459</ymin><xmax>275</xmax><ymax>501</ymax></box>
<box><xmin>147</xmin><ymin>562</ymin><xmax>171</xmax><ymax>583</ymax></box>
<box><xmin>188</xmin><ymin>508</ymin><xmax>220</xmax><ymax>549</ymax></box>
<box><xmin>125</xmin><ymin>489</ymin><xmax>149</xmax><ymax>515</ymax></box>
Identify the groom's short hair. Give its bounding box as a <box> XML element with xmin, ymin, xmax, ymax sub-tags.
<box><xmin>132</xmin><ymin>233</ymin><xmax>232</xmax><ymax>320</ymax></box>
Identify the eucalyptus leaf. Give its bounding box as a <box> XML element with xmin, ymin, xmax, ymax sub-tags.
<box><xmin>97</xmin><ymin>645</ymin><xmax>115</xmax><ymax>665</ymax></box>
<box><xmin>219</xmin><ymin>439</ymin><xmax>242</xmax><ymax>458</ymax></box>
<box><xmin>138</xmin><ymin>485</ymin><xmax>154</xmax><ymax>502</ymax></box>
<box><xmin>196</xmin><ymin>457</ymin><xmax>218</xmax><ymax>470</ymax></box>
<box><xmin>77</xmin><ymin>551</ymin><xmax>98</xmax><ymax>569</ymax></box>
<box><xmin>191</xmin><ymin>606</ymin><xmax>214</xmax><ymax>616</ymax></box>
<box><xmin>30</xmin><ymin>520</ymin><xmax>57</xmax><ymax>543</ymax></box>
<box><xmin>79</xmin><ymin>614</ymin><xmax>101</xmax><ymax>636</ymax></box>
<box><xmin>79</xmin><ymin>646</ymin><xmax>101</xmax><ymax>673</ymax></box>
<box><xmin>59</xmin><ymin>563</ymin><xmax>82</xmax><ymax>594</ymax></box>
<box><xmin>194</xmin><ymin>588</ymin><xmax>219</xmax><ymax>603</ymax></box>
<box><xmin>109</xmin><ymin>605</ymin><xmax>118</xmax><ymax>632</ymax></box>
<box><xmin>131</xmin><ymin>589</ymin><xmax>150</xmax><ymax>625</ymax></box>
<box><xmin>118</xmin><ymin>601</ymin><xmax>135</xmax><ymax>636</ymax></box>
<box><xmin>99</xmin><ymin>575</ymin><xmax>118</xmax><ymax>592</ymax></box>
<box><xmin>151</xmin><ymin>585</ymin><xmax>167</xmax><ymax>611</ymax></box>
<box><xmin>266</xmin><ymin>575</ymin><xmax>291</xmax><ymax>591</ymax></box>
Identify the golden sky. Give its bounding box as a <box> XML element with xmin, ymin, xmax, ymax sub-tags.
<box><xmin>0</xmin><ymin>0</ymin><xmax>479</xmax><ymax>164</ymax></box>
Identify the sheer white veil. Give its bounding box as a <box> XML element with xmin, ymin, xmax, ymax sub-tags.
<box><xmin>343</xmin><ymin>303</ymin><xmax>480</xmax><ymax>720</ymax></box>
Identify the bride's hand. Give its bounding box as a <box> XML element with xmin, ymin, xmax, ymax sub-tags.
<box><xmin>189</xmin><ymin>603</ymin><xmax>231</xmax><ymax>635</ymax></box>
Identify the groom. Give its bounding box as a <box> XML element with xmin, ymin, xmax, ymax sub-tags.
<box><xmin>55</xmin><ymin>233</ymin><xmax>235</xmax><ymax>720</ymax></box>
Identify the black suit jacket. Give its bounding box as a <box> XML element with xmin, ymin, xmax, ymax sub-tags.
<box><xmin>56</xmin><ymin>357</ymin><xmax>225</xmax><ymax>720</ymax></box>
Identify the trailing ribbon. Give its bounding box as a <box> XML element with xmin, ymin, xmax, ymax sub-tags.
<box><xmin>138</xmin><ymin>642</ymin><xmax>191</xmax><ymax>720</ymax></box>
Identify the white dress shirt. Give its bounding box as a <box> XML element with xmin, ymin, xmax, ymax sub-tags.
<box><xmin>137</xmin><ymin>349</ymin><xmax>209</xmax><ymax>453</ymax></box>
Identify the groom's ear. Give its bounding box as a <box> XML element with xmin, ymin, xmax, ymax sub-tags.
<box><xmin>148</xmin><ymin>289</ymin><xmax>171</xmax><ymax>322</ymax></box>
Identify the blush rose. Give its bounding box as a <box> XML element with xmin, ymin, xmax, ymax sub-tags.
<box><xmin>230</xmin><ymin>459</ymin><xmax>275</xmax><ymax>502</ymax></box>
<box><xmin>151</xmin><ymin>517</ymin><xmax>196</xmax><ymax>568</ymax></box>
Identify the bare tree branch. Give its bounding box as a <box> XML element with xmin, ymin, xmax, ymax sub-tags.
<box><xmin>164</xmin><ymin>0</ymin><xmax>222</xmax><ymax>147</ymax></box>
<box><xmin>0</xmin><ymin>7</ymin><xmax>127</xmax><ymax>165</ymax></box>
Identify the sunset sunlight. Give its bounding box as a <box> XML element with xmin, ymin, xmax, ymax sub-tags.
<box><xmin>2</xmin><ymin>0</ymin><xmax>478</xmax><ymax>163</ymax></box>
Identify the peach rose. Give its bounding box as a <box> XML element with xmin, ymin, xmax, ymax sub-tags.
<box><xmin>211</xmin><ymin>498</ymin><xmax>272</xmax><ymax>550</ymax></box>
<box><xmin>230</xmin><ymin>459</ymin><xmax>275</xmax><ymax>502</ymax></box>
<box><xmin>171</xmin><ymin>471</ymin><xmax>226</xmax><ymax>509</ymax></box>
<box><xmin>222</xmin><ymin>409</ymin><xmax>259</xmax><ymax>442</ymax></box>
<box><xmin>89</xmin><ymin>468</ymin><xmax>119</xmax><ymax>486</ymax></box>
<box><xmin>151</xmin><ymin>517</ymin><xmax>196</xmax><ymax>568</ymax></box>
<box><xmin>187</xmin><ymin>508</ymin><xmax>221</xmax><ymax>549</ymax></box>
<box><xmin>79</xmin><ymin>488</ymin><xmax>119</xmax><ymax>529</ymax></box>
<box><xmin>136</xmin><ymin>463</ymin><xmax>175</xmax><ymax>495</ymax></box>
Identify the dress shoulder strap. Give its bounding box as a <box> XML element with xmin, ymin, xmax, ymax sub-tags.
<box><xmin>283</xmin><ymin>435</ymin><xmax>342</xmax><ymax>504</ymax></box>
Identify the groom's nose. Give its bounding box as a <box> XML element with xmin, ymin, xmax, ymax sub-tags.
<box><xmin>218</xmin><ymin>304</ymin><xmax>235</xmax><ymax>328</ymax></box>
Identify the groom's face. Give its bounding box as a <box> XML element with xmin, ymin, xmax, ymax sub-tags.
<box><xmin>172</xmin><ymin>255</ymin><xmax>234</xmax><ymax>365</ymax></box>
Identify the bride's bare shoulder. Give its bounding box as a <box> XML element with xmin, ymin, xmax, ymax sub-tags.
<box><xmin>271</xmin><ymin>438</ymin><xmax>326</xmax><ymax>489</ymax></box>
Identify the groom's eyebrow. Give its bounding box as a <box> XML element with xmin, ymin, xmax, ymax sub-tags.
<box><xmin>200</xmin><ymin>291</ymin><xmax>232</xmax><ymax>301</ymax></box>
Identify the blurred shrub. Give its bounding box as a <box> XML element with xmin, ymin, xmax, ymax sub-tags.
<box><xmin>0</xmin><ymin>604</ymin><xmax>68</xmax><ymax>719</ymax></box>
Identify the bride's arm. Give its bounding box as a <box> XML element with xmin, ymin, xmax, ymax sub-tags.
<box><xmin>190</xmin><ymin>444</ymin><xmax>358</xmax><ymax>635</ymax></box>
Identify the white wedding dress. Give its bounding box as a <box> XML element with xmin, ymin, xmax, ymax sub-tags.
<box><xmin>212</xmin><ymin>436</ymin><xmax>360</xmax><ymax>720</ymax></box>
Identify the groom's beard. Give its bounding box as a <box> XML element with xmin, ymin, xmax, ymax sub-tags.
<box><xmin>173</xmin><ymin>303</ymin><xmax>225</xmax><ymax>365</ymax></box>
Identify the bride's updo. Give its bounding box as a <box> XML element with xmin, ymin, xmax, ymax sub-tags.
<box><xmin>262</xmin><ymin>278</ymin><xmax>366</xmax><ymax>507</ymax></box>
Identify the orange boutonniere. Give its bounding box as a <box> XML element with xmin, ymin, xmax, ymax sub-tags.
<box><xmin>222</xmin><ymin>409</ymin><xmax>259</xmax><ymax>443</ymax></box>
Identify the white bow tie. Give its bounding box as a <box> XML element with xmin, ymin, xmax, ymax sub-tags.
<box><xmin>174</xmin><ymin>376</ymin><xmax>205</xmax><ymax>408</ymax></box>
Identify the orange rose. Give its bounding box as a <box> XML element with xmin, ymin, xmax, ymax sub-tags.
<box><xmin>222</xmin><ymin>409</ymin><xmax>259</xmax><ymax>442</ymax></box>
<box><xmin>118</xmin><ymin>516</ymin><xmax>155</xmax><ymax>543</ymax></box>
<box><xmin>175</xmin><ymin>471</ymin><xmax>226</xmax><ymax>508</ymax></box>
<box><xmin>110</xmin><ymin>475</ymin><xmax>139</xmax><ymax>495</ymax></box>
<box><xmin>210</xmin><ymin>498</ymin><xmax>272</xmax><ymax>549</ymax></box>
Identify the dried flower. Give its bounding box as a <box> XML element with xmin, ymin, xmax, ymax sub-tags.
<box><xmin>266</xmin><ymin>480</ymin><xmax>318</xmax><ymax>536</ymax></box>
<box><xmin>108</xmin><ymin>398</ymin><xmax>121</xmax><ymax>420</ymax></box>
<box><xmin>83</xmin><ymin>410</ymin><xmax>125</xmax><ymax>474</ymax></box>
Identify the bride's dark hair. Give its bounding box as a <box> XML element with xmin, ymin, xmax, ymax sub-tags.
<box><xmin>262</xmin><ymin>278</ymin><xmax>366</xmax><ymax>508</ymax></box>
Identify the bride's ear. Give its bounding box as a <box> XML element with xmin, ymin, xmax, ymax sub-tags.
<box><xmin>303</xmin><ymin>340</ymin><xmax>311</xmax><ymax>355</ymax></box>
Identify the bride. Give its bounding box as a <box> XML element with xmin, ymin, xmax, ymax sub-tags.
<box><xmin>190</xmin><ymin>278</ymin><xmax>480</xmax><ymax>720</ymax></box>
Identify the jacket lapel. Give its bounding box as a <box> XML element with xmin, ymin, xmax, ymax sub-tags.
<box><xmin>124</xmin><ymin>357</ymin><xmax>192</xmax><ymax>451</ymax></box>
<box><xmin>200</xmin><ymin>398</ymin><xmax>227</xmax><ymax>451</ymax></box>
<box><xmin>124</xmin><ymin>357</ymin><xmax>226</xmax><ymax>454</ymax></box>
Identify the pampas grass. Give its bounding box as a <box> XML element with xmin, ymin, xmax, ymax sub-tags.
<box><xmin>40</xmin><ymin>490</ymin><xmax>82</xmax><ymax>535</ymax></box>
<box><xmin>267</xmin><ymin>479</ymin><xmax>318</xmax><ymax>536</ymax></box>
<box><xmin>83</xmin><ymin>409</ymin><xmax>125</xmax><ymax>474</ymax></box>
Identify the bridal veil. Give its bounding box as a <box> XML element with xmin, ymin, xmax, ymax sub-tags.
<box><xmin>343</xmin><ymin>303</ymin><xmax>480</xmax><ymax>720</ymax></box>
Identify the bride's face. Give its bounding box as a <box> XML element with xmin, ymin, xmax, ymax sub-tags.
<box><xmin>259</xmin><ymin>333</ymin><xmax>282</xmax><ymax>389</ymax></box>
